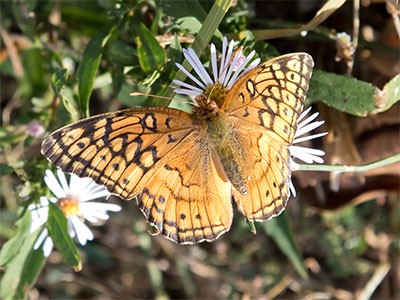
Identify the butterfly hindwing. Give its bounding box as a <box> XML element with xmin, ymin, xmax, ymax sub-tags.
<box><xmin>221</xmin><ymin>53</ymin><xmax>314</xmax><ymax>221</ymax></box>
<box><xmin>227</xmin><ymin>120</ymin><xmax>292</xmax><ymax>221</ymax></box>
<box><xmin>135</xmin><ymin>129</ymin><xmax>232</xmax><ymax>244</ymax></box>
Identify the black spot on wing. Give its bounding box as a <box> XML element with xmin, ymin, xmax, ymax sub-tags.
<box><xmin>168</xmin><ymin>134</ymin><xmax>176</xmax><ymax>144</ymax></box>
<box><xmin>142</xmin><ymin>113</ymin><xmax>157</xmax><ymax>132</ymax></box>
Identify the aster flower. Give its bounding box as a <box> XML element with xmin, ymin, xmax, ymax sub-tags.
<box><xmin>172</xmin><ymin>36</ymin><xmax>327</xmax><ymax>198</ymax></box>
<box><xmin>172</xmin><ymin>36</ymin><xmax>261</xmax><ymax>98</ymax></box>
<box><xmin>28</xmin><ymin>169</ymin><xmax>121</xmax><ymax>257</ymax></box>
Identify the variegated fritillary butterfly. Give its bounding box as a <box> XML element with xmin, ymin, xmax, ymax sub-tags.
<box><xmin>41</xmin><ymin>51</ymin><xmax>314</xmax><ymax>244</ymax></box>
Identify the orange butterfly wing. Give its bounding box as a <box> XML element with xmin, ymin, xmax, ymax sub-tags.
<box><xmin>42</xmin><ymin>107</ymin><xmax>232</xmax><ymax>244</ymax></box>
<box><xmin>222</xmin><ymin>53</ymin><xmax>314</xmax><ymax>221</ymax></box>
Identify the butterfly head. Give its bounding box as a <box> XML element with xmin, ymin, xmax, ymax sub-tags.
<box><xmin>193</xmin><ymin>82</ymin><xmax>228</xmax><ymax>119</ymax></box>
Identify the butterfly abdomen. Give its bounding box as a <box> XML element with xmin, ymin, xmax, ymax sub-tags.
<box><xmin>207</xmin><ymin>113</ymin><xmax>248</xmax><ymax>195</ymax></box>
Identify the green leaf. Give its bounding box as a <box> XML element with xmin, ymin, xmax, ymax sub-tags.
<box><xmin>263</xmin><ymin>213</ymin><xmax>308</xmax><ymax>278</ymax></box>
<box><xmin>161</xmin><ymin>0</ymin><xmax>232</xmax><ymax>105</ymax></box>
<box><xmin>137</xmin><ymin>23</ymin><xmax>166</xmax><ymax>73</ymax></box>
<box><xmin>20</xmin><ymin>48</ymin><xmax>47</xmax><ymax>96</ymax></box>
<box><xmin>0</xmin><ymin>127</ymin><xmax>26</xmax><ymax>147</ymax></box>
<box><xmin>50</xmin><ymin>69</ymin><xmax>80</xmax><ymax>121</ymax></box>
<box><xmin>117</xmin><ymin>82</ymin><xmax>150</xmax><ymax>108</ymax></box>
<box><xmin>0</xmin><ymin>163</ymin><xmax>14</xmax><ymax>177</ymax></box>
<box><xmin>12</xmin><ymin>0</ymin><xmax>36</xmax><ymax>38</ymax></box>
<box><xmin>307</xmin><ymin>69</ymin><xmax>378</xmax><ymax>117</ymax></box>
<box><xmin>51</xmin><ymin>68</ymin><xmax>68</xmax><ymax>96</ymax></box>
<box><xmin>163</xmin><ymin>35</ymin><xmax>182</xmax><ymax>85</ymax></box>
<box><xmin>168</xmin><ymin>35</ymin><xmax>183</xmax><ymax>63</ymax></box>
<box><xmin>0</xmin><ymin>210</ymin><xmax>31</xmax><ymax>266</ymax></box>
<box><xmin>177</xmin><ymin>17</ymin><xmax>203</xmax><ymax>35</ymax></box>
<box><xmin>0</xmin><ymin>226</ymin><xmax>45</xmax><ymax>300</ymax></box>
<box><xmin>106</xmin><ymin>39</ymin><xmax>139</xmax><ymax>66</ymax></box>
<box><xmin>47</xmin><ymin>202</ymin><xmax>82</xmax><ymax>271</ymax></box>
<box><xmin>246</xmin><ymin>219</ymin><xmax>257</xmax><ymax>235</ymax></box>
<box><xmin>157</xmin><ymin>0</ymin><xmax>207</xmax><ymax>22</ymax></box>
<box><xmin>77</xmin><ymin>22</ymin><xmax>116</xmax><ymax>117</ymax></box>
<box><xmin>375</xmin><ymin>74</ymin><xmax>400</xmax><ymax>113</ymax></box>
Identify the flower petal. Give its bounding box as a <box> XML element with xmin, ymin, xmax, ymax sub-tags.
<box><xmin>79</xmin><ymin>190</ymin><xmax>110</xmax><ymax>202</ymax></box>
<box><xmin>219</xmin><ymin>39</ymin><xmax>235</xmax><ymax>84</ymax></box>
<box><xmin>210</xmin><ymin>43</ymin><xmax>219</xmax><ymax>82</ymax></box>
<box><xmin>293</xmin><ymin>132</ymin><xmax>328</xmax><ymax>144</ymax></box>
<box><xmin>295</xmin><ymin>120</ymin><xmax>325</xmax><ymax>138</ymax></box>
<box><xmin>57</xmin><ymin>169</ymin><xmax>70</xmax><ymax>194</ymax></box>
<box><xmin>44</xmin><ymin>169</ymin><xmax>66</xmax><ymax>198</ymax></box>
<box><xmin>33</xmin><ymin>228</ymin><xmax>49</xmax><ymax>250</ymax></box>
<box><xmin>227</xmin><ymin>50</ymin><xmax>257</xmax><ymax>90</ymax></box>
<box><xmin>186</xmin><ymin>48</ymin><xmax>213</xmax><ymax>86</ymax></box>
<box><xmin>80</xmin><ymin>202</ymin><xmax>122</xmax><ymax>212</ymax></box>
<box><xmin>175</xmin><ymin>62</ymin><xmax>206</xmax><ymax>89</ymax></box>
<box><xmin>42</xmin><ymin>237</ymin><xmax>54</xmax><ymax>257</ymax></box>
<box><xmin>70</xmin><ymin>216</ymin><xmax>94</xmax><ymax>245</ymax></box>
<box><xmin>290</xmin><ymin>145</ymin><xmax>325</xmax><ymax>164</ymax></box>
<box><xmin>222</xmin><ymin>49</ymin><xmax>242</xmax><ymax>87</ymax></box>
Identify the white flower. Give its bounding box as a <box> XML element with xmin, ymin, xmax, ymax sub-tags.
<box><xmin>172</xmin><ymin>36</ymin><xmax>261</xmax><ymax>97</ymax></box>
<box><xmin>172</xmin><ymin>37</ymin><xmax>327</xmax><ymax>199</ymax></box>
<box><xmin>29</xmin><ymin>169</ymin><xmax>121</xmax><ymax>257</ymax></box>
<box><xmin>288</xmin><ymin>106</ymin><xmax>328</xmax><ymax>197</ymax></box>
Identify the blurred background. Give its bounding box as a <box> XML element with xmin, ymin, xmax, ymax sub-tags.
<box><xmin>1</xmin><ymin>0</ymin><xmax>399</xmax><ymax>299</ymax></box>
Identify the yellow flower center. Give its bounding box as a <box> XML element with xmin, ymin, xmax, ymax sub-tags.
<box><xmin>58</xmin><ymin>196</ymin><xmax>80</xmax><ymax>218</ymax></box>
<box><xmin>204</xmin><ymin>82</ymin><xmax>227</xmax><ymax>108</ymax></box>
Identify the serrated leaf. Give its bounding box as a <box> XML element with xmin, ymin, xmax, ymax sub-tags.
<box><xmin>51</xmin><ymin>68</ymin><xmax>68</xmax><ymax>96</ymax></box>
<box><xmin>77</xmin><ymin>22</ymin><xmax>116</xmax><ymax>117</ymax></box>
<box><xmin>307</xmin><ymin>69</ymin><xmax>378</xmax><ymax>117</ymax></box>
<box><xmin>263</xmin><ymin>213</ymin><xmax>308</xmax><ymax>278</ymax></box>
<box><xmin>0</xmin><ymin>210</ymin><xmax>31</xmax><ymax>266</ymax></box>
<box><xmin>137</xmin><ymin>23</ymin><xmax>166</xmax><ymax>73</ymax></box>
<box><xmin>47</xmin><ymin>202</ymin><xmax>81</xmax><ymax>271</ymax></box>
<box><xmin>0</xmin><ymin>227</ymin><xmax>45</xmax><ymax>300</ymax></box>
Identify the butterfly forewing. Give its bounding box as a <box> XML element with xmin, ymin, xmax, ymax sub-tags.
<box><xmin>41</xmin><ymin>107</ymin><xmax>233</xmax><ymax>244</ymax></box>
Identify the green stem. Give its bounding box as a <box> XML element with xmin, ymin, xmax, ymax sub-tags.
<box><xmin>297</xmin><ymin>153</ymin><xmax>400</xmax><ymax>173</ymax></box>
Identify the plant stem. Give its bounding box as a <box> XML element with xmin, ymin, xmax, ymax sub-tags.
<box><xmin>296</xmin><ymin>153</ymin><xmax>400</xmax><ymax>173</ymax></box>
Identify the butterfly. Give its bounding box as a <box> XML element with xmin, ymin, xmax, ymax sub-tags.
<box><xmin>41</xmin><ymin>50</ymin><xmax>314</xmax><ymax>245</ymax></box>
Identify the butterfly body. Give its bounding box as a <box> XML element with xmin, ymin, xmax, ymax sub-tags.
<box><xmin>42</xmin><ymin>53</ymin><xmax>314</xmax><ymax>244</ymax></box>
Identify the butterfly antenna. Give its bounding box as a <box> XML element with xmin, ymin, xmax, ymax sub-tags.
<box><xmin>130</xmin><ymin>92</ymin><xmax>174</xmax><ymax>101</ymax></box>
<box><xmin>130</xmin><ymin>91</ymin><xmax>194</xmax><ymax>104</ymax></box>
